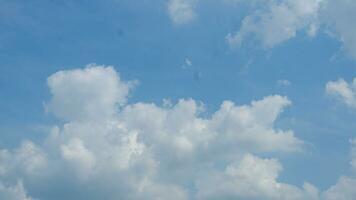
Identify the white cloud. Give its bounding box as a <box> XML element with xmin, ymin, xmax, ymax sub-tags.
<box><xmin>323</xmin><ymin>0</ymin><xmax>356</xmax><ymax>59</ymax></box>
<box><xmin>3</xmin><ymin>65</ymin><xmax>356</xmax><ymax>200</ymax></box>
<box><xmin>47</xmin><ymin>64</ymin><xmax>134</xmax><ymax>122</ymax></box>
<box><xmin>120</xmin><ymin>95</ymin><xmax>304</xmax><ymax>158</ymax></box>
<box><xmin>0</xmin><ymin>181</ymin><xmax>33</xmax><ymax>200</ymax></box>
<box><xmin>0</xmin><ymin>64</ymin><xmax>308</xmax><ymax>199</ymax></box>
<box><xmin>9</xmin><ymin>64</ymin><xmax>356</xmax><ymax>200</ymax></box>
<box><xmin>198</xmin><ymin>139</ymin><xmax>356</xmax><ymax>200</ymax></box>
<box><xmin>278</xmin><ymin>79</ymin><xmax>291</xmax><ymax>87</ymax></box>
<box><xmin>322</xmin><ymin>177</ymin><xmax>356</xmax><ymax>200</ymax></box>
<box><xmin>167</xmin><ymin>0</ymin><xmax>197</xmax><ymax>25</ymax></box>
<box><xmin>326</xmin><ymin>78</ymin><xmax>356</xmax><ymax>108</ymax></box>
<box><xmin>0</xmin><ymin>141</ymin><xmax>47</xmax><ymax>178</ymax></box>
<box><xmin>196</xmin><ymin>154</ymin><xmax>319</xmax><ymax>200</ymax></box>
<box><xmin>226</xmin><ymin>0</ymin><xmax>356</xmax><ymax>59</ymax></box>
<box><xmin>164</xmin><ymin>0</ymin><xmax>356</xmax><ymax>59</ymax></box>
<box><xmin>227</xmin><ymin>0</ymin><xmax>321</xmax><ymax>48</ymax></box>
<box><xmin>60</xmin><ymin>138</ymin><xmax>96</xmax><ymax>179</ymax></box>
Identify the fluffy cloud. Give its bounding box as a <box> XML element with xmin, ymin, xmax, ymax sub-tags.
<box><xmin>47</xmin><ymin>64</ymin><xmax>134</xmax><ymax>122</ymax></box>
<box><xmin>226</xmin><ymin>0</ymin><xmax>321</xmax><ymax>48</ymax></box>
<box><xmin>2</xmin><ymin>64</ymin><xmax>356</xmax><ymax>200</ymax></box>
<box><xmin>196</xmin><ymin>139</ymin><xmax>356</xmax><ymax>200</ymax></box>
<box><xmin>167</xmin><ymin>0</ymin><xmax>197</xmax><ymax>25</ymax></box>
<box><xmin>0</xmin><ymin>64</ymin><xmax>307</xmax><ymax>199</ymax></box>
<box><xmin>196</xmin><ymin>154</ymin><xmax>319</xmax><ymax>200</ymax></box>
<box><xmin>326</xmin><ymin>78</ymin><xmax>356</xmax><ymax>108</ymax></box>
<box><xmin>322</xmin><ymin>177</ymin><xmax>356</xmax><ymax>200</ymax></box>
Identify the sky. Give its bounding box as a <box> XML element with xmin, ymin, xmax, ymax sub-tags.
<box><xmin>0</xmin><ymin>0</ymin><xmax>356</xmax><ymax>199</ymax></box>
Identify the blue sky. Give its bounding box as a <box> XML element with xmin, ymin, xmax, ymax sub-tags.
<box><xmin>1</xmin><ymin>0</ymin><xmax>356</xmax><ymax>199</ymax></box>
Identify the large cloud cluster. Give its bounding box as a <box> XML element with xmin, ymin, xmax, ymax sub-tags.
<box><xmin>0</xmin><ymin>65</ymin><xmax>355</xmax><ymax>200</ymax></box>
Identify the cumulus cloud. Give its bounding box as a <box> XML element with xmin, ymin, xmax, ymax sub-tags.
<box><xmin>167</xmin><ymin>0</ymin><xmax>197</xmax><ymax>25</ymax></box>
<box><xmin>226</xmin><ymin>0</ymin><xmax>321</xmax><ymax>48</ymax></box>
<box><xmin>196</xmin><ymin>154</ymin><xmax>319</xmax><ymax>200</ymax></box>
<box><xmin>0</xmin><ymin>64</ymin><xmax>308</xmax><ymax>199</ymax></box>
<box><xmin>3</xmin><ymin>64</ymin><xmax>356</xmax><ymax>200</ymax></box>
<box><xmin>47</xmin><ymin>64</ymin><xmax>134</xmax><ymax>122</ymax></box>
<box><xmin>322</xmin><ymin>177</ymin><xmax>356</xmax><ymax>200</ymax></box>
<box><xmin>326</xmin><ymin>78</ymin><xmax>356</xmax><ymax>108</ymax></box>
<box><xmin>196</xmin><ymin>138</ymin><xmax>356</xmax><ymax>200</ymax></box>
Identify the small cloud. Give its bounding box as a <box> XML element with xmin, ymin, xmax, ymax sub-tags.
<box><xmin>182</xmin><ymin>58</ymin><xmax>193</xmax><ymax>69</ymax></box>
<box><xmin>185</xmin><ymin>58</ymin><xmax>192</xmax><ymax>67</ymax></box>
<box><xmin>277</xmin><ymin>79</ymin><xmax>291</xmax><ymax>87</ymax></box>
<box><xmin>167</xmin><ymin>0</ymin><xmax>197</xmax><ymax>25</ymax></box>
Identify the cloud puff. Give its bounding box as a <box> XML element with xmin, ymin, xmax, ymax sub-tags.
<box><xmin>322</xmin><ymin>176</ymin><xmax>356</xmax><ymax>200</ymax></box>
<box><xmin>47</xmin><ymin>64</ymin><xmax>134</xmax><ymax>122</ymax></box>
<box><xmin>226</xmin><ymin>0</ymin><xmax>321</xmax><ymax>48</ymax></box>
<box><xmin>326</xmin><ymin>78</ymin><xmax>356</xmax><ymax>108</ymax></box>
<box><xmin>278</xmin><ymin>79</ymin><xmax>291</xmax><ymax>87</ymax></box>
<box><xmin>2</xmin><ymin>64</ymin><xmax>356</xmax><ymax>200</ymax></box>
<box><xmin>196</xmin><ymin>154</ymin><xmax>319</xmax><ymax>200</ymax></box>
<box><xmin>167</xmin><ymin>0</ymin><xmax>197</xmax><ymax>25</ymax></box>
<box><xmin>197</xmin><ymin>138</ymin><xmax>356</xmax><ymax>200</ymax></box>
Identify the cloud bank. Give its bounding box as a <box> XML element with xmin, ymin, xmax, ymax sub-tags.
<box><xmin>0</xmin><ymin>65</ymin><xmax>355</xmax><ymax>200</ymax></box>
